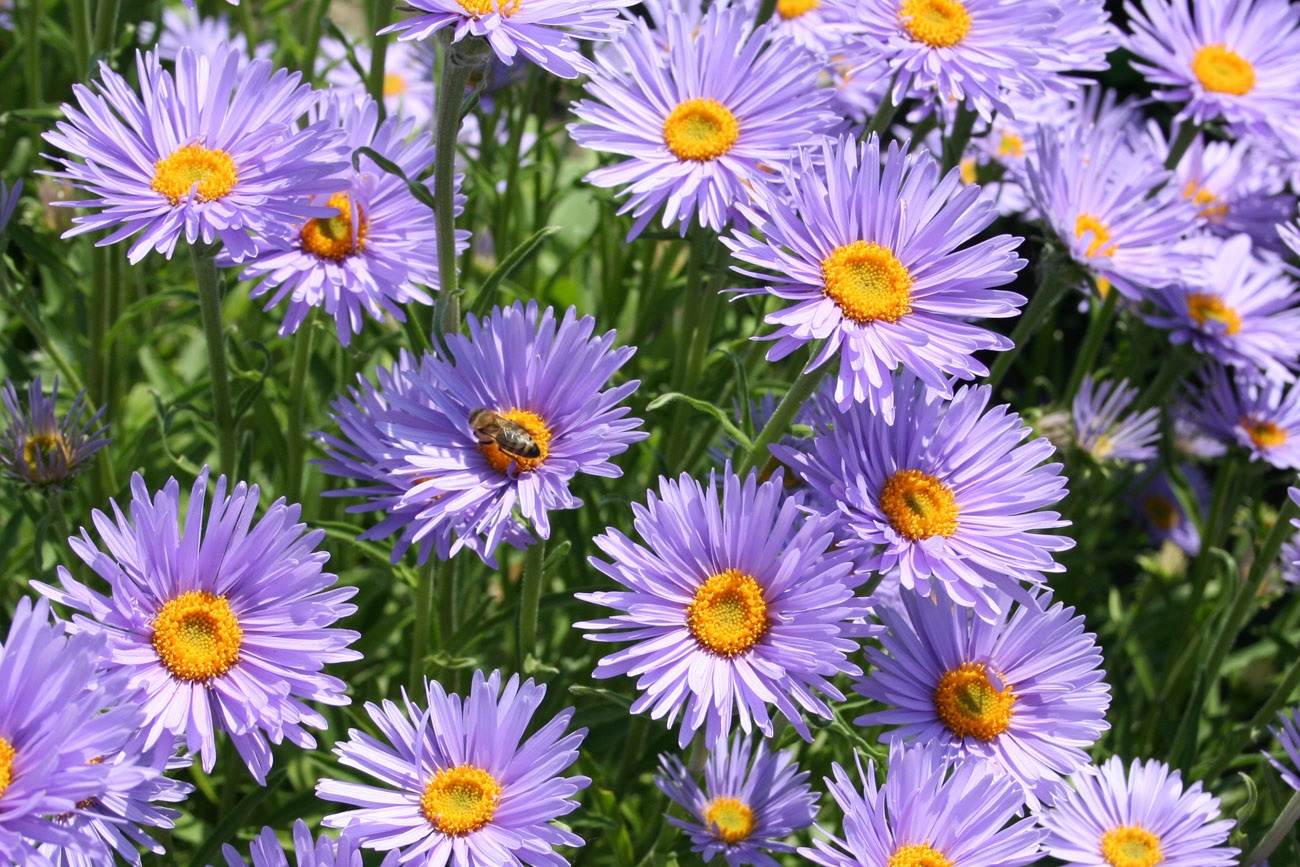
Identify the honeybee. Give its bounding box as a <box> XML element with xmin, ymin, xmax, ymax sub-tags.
<box><xmin>468</xmin><ymin>408</ymin><xmax>541</xmax><ymax>459</ymax></box>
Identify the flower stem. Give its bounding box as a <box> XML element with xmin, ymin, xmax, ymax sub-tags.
<box><xmin>517</xmin><ymin>536</ymin><xmax>545</xmax><ymax>669</ymax></box>
<box><xmin>190</xmin><ymin>243</ymin><xmax>237</xmax><ymax>475</ymax></box>
<box><xmin>1163</xmin><ymin>119</ymin><xmax>1200</xmax><ymax>171</ymax></box>
<box><xmin>285</xmin><ymin>313</ymin><xmax>316</xmax><ymax>505</ymax></box>
<box><xmin>409</xmin><ymin>558</ymin><xmax>436</xmax><ymax>693</ymax></box>
<box><xmin>1246</xmin><ymin>788</ymin><xmax>1300</xmax><ymax>867</ymax></box>
<box><xmin>1063</xmin><ymin>287</ymin><xmax>1118</xmax><ymax>402</ymax></box>
<box><xmin>367</xmin><ymin>0</ymin><xmax>396</xmax><ymax>111</ymax></box>
<box><xmin>738</xmin><ymin>348</ymin><xmax>830</xmax><ymax>477</ymax></box>
<box><xmin>987</xmin><ymin>250</ymin><xmax>1077</xmax><ymax>390</ymax></box>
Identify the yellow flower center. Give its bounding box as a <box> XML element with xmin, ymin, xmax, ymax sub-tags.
<box><xmin>151</xmin><ymin>591</ymin><xmax>243</xmax><ymax>682</ymax></box>
<box><xmin>151</xmin><ymin>144</ymin><xmax>238</xmax><ymax>205</ymax></box>
<box><xmin>933</xmin><ymin>662</ymin><xmax>1015</xmax><ymax>740</ymax></box>
<box><xmin>1101</xmin><ymin>824</ymin><xmax>1165</xmax><ymax>867</ymax></box>
<box><xmin>686</xmin><ymin>568</ymin><xmax>769</xmax><ymax>657</ymax></box>
<box><xmin>899</xmin><ymin>0</ymin><xmax>971</xmax><ymax>48</ymax></box>
<box><xmin>879</xmin><ymin>469</ymin><xmax>960</xmax><ymax>540</ymax></box>
<box><xmin>704</xmin><ymin>796</ymin><xmax>754</xmax><ymax>843</ymax></box>
<box><xmin>383</xmin><ymin>72</ymin><xmax>408</xmax><ymax>98</ymax></box>
<box><xmin>301</xmin><ymin>192</ymin><xmax>366</xmax><ymax>261</ymax></box>
<box><xmin>0</xmin><ymin>737</ymin><xmax>15</xmax><ymax>800</ymax></box>
<box><xmin>821</xmin><ymin>241</ymin><xmax>914</xmax><ymax>324</ymax></box>
<box><xmin>889</xmin><ymin>842</ymin><xmax>955</xmax><ymax>867</ymax></box>
<box><xmin>959</xmin><ymin>155</ymin><xmax>979</xmax><ymax>185</ymax></box>
<box><xmin>421</xmin><ymin>765</ymin><xmax>502</xmax><ymax>836</ymax></box>
<box><xmin>1241</xmin><ymin>416</ymin><xmax>1287</xmax><ymax>450</ymax></box>
<box><xmin>1075</xmin><ymin>213</ymin><xmax>1118</xmax><ymax>258</ymax></box>
<box><xmin>456</xmin><ymin>0</ymin><xmax>521</xmax><ymax>17</ymax></box>
<box><xmin>662</xmin><ymin>98</ymin><xmax>740</xmax><ymax>163</ymax></box>
<box><xmin>1182</xmin><ymin>181</ymin><xmax>1229</xmax><ymax>223</ymax></box>
<box><xmin>1142</xmin><ymin>494</ymin><xmax>1180</xmax><ymax>531</ymax></box>
<box><xmin>477</xmin><ymin>409</ymin><xmax>551</xmax><ymax>474</ymax></box>
<box><xmin>1186</xmin><ymin>293</ymin><xmax>1241</xmax><ymax>335</ymax></box>
<box><xmin>777</xmin><ymin>0</ymin><xmax>819</xmax><ymax>19</ymax></box>
<box><xmin>997</xmin><ymin>132</ymin><xmax>1025</xmax><ymax>159</ymax></box>
<box><xmin>1191</xmin><ymin>44</ymin><xmax>1255</xmax><ymax>96</ymax></box>
<box><xmin>21</xmin><ymin>432</ymin><xmax>72</xmax><ymax>482</ymax></box>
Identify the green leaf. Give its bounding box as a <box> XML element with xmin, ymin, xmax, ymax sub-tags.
<box><xmin>471</xmin><ymin>226</ymin><xmax>561</xmax><ymax>318</ymax></box>
<box><xmin>645</xmin><ymin>391</ymin><xmax>750</xmax><ymax>450</ymax></box>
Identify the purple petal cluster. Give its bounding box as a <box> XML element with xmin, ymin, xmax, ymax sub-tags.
<box><xmin>1</xmin><ymin>377</ymin><xmax>108</xmax><ymax>488</ymax></box>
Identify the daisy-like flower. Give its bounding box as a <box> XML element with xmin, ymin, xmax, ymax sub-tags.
<box><xmin>1145</xmin><ymin>234</ymin><xmax>1300</xmax><ymax>381</ymax></box>
<box><xmin>320</xmin><ymin>37</ymin><xmax>437</xmax><ymax>128</ymax></box>
<box><xmin>229</xmin><ymin>96</ymin><xmax>461</xmax><ymax>346</ymax></box>
<box><xmin>569</xmin><ymin>3</ymin><xmax>840</xmax><ymax>239</ymax></box>
<box><xmin>0</xmin><ymin>376</ymin><xmax>108</xmax><ymax>488</ymax></box>
<box><xmin>856</xmin><ymin>586</ymin><xmax>1111</xmax><ymax>803</ymax></box>
<box><xmin>1267</xmin><ymin>705</ymin><xmax>1300</xmax><ymax>789</ymax></box>
<box><xmin>147</xmin><ymin>7</ymin><xmax>269</xmax><ymax>67</ymax></box>
<box><xmin>221</xmin><ymin>819</ymin><xmax>397</xmax><ymax>867</ymax></box>
<box><xmin>42</xmin><ymin>45</ymin><xmax>348</xmax><ymax>264</ymax></box>
<box><xmin>1134</xmin><ymin>465</ymin><xmax>1207</xmax><ymax>556</ymax></box>
<box><xmin>727</xmin><ymin>135</ymin><xmax>1025</xmax><ymax>420</ymax></box>
<box><xmin>765</xmin><ymin>0</ymin><xmax>862</xmax><ymax>55</ymax></box>
<box><xmin>577</xmin><ymin>468</ymin><xmax>864</xmax><ymax>749</ymax></box>
<box><xmin>1072</xmin><ymin>375</ymin><xmax>1160</xmax><ymax>462</ymax></box>
<box><xmin>1038</xmin><ymin>755</ymin><xmax>1239</xmax><ymax>867</ymax></box>
<box><xmin>1126</xmin><ymin>0</ymin><xmax>1300</xmax><ymax>131</ymax></box>
<box><xmin>0</xmin><ymin>598</ymin><xmax>145</xmax><ymax>867</ymax></box>
<box><xmin>381</xmin><ymin>0</ymin><xmax>633</xmax><ymax>79</ymax></box>
<box><xmin>654</xmin><ymin>733</ymin><xmax>817</xmax><ymax>866</ymax></box>
<box><xmin>318</xmin><ymin>670</ymin><xmax>589</xmax><ymax>866</ymax></box>
<box><xmin>33</xmin><ymin>469</ymin><xmax>361</xmax><ymax>784</ymax></box>
<box><xmin>322</xmin><ymin>301</ymin><xmax>645</xmax><ymax>562</ymax></box>
<box><xmin>799</xmin><ymin>743</ymin><xmax>1043</xmax><ymax>867</ymax></box>
<box><xmin>1188</xmin><ymin>364</ymin><xmax>1300</xmax><ymax>470</ymax></box>
<box><xmin>775</xmin><ymin>372</ymin><xmax>1072</xmax><ymax>622</ymax></box>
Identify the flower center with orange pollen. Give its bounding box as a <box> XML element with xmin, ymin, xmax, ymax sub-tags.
<box><xmin>383</xmin><ymin>73</ymin><xmax>408</xmax><ymax>98</ymax></box>
<box><xmin>1075</xmin><ymin>213</ymin><xmax>1118</xmax><ymax>258</ymax></box>
<box><xmin>1241</xmin><ymin>416</ymin><xmax>1287</xmax><ymax>450</ymax></box>
<box><xmin>889</xmin><ymin>842</ymin><xmax>955</xmax><ymax>867</ymax></box>
<box><xmin>705</xmin><ymin>797</ymin><xmax>754</xmax><ymax>843</ymax></box>
<box><xmin>1186</xmin><ymin>293</ymin><xmax>1241</xmax><ymax>335</ymax></box>
<box><xmin>151</xmin><ymin>591</ymin><xmax>242</xmax><ymax>682</ymax></box>
<box><xmin>933</xmin><ymin>662</ymin><xmax>1015</xmax><ymax>740</ymax></box>
<box><xmin>899</xmin><ymin>0</ymin><xmax>971</xmax><ymax>48</ymax></box>
<box><xmin>301</xmin><ymin>192</ymin><xmax>366</xmax><ymax>261</ymax></box>
<box><xmin>687</xmin><ymin>568</ymin><xmax>769</xmax><ymax>657</ymax></box>
<box><xmin>1192</xmin><ymin>44</ymin><xmax>1255</xmax><ymax>96</ymax></box>
<box><xmin>663</xmin><ymin>98</ymin><xmax>740</xmax><ymax>162</ymax></box>
<box><xmin>997</xmin><ymin>132</ymin><xmax>1025</xmax><ymax>159</ymax></box>
<box><xmin>821</xmin><ymin>241</ymin><xmax>913</xmax><ymax>324</ymax></box>
<box><xmin>456</xmin><ymin>0</ymin><xmax>521</xmax><ymax>17</ymax></box>
<box><xmin>477</xmin><ymin>409</ymin><xmax>551</xmax><ymax>474</ymax></box>
<box><xmin>421</xmin><ymin>765</ymin><xmax>501</xmax><ymax>835</ymax></box>
<box><xmin>879</xmin><ymin>469</ymin><xmax>959</xmax><ymax>540</ymax></box>
<box><xmin>151</xmin><ymin>144</ymin><xmax>238</xmax><ymax>205</ymax></box>
<box><xmin>777</xmin><ymin>0</ymin><xmax>819</xmax><ymax>19</ymax></box>
<box><xmin>0</xmin><ymin>737</ymin><xmax>15</xmax><ymax>800</ymax></box>
<box><xmin>1101</xmin><ymin>824</ymin><xmax>1164</xmax><ymax>867</ymax></box>
<box><xmin>1182</xmin><ymin>181</ymin><xmax>1229</xmax><ymax>223</ymax></box>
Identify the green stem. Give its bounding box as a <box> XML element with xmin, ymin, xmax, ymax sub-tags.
<box><xmin>1063</xmin><ymin>287</ymin><xmax>1118</xmax><ymax>402</ymax></box>
<box><xmin>1132</xmin><ymin>344</ymin><xmax>1200</xmax><ymax>412</ymax></box>
<box><xmin>862</xmin><ymin>80</ymin><xmax>901</xmax><ymax>142</ymax></box>
<box><xmin>1246</xmin><ymin>788</ymin><xmax>1300</xmax><ymax>867</ymax></box>
<box><xmin>285</xmin><ymin>314</ymin><xmax>316</xmax><ymax>505</ymax></box>
<box><xmin>409</xmin><ymin>558</ymin><xmax>435</xmax><ymax>692</ymax></box>
<box><xmin>91</xmin><ymin>0</ymin><xmax>121</xmax><ymax>58</ymax></box>
<box><xmin>367</xmin><ymin>0</ymin><xmax>396</xmax><ymax>113</ymax></box>
<box><xmin>190</xmin><ymin>243</ymin><xmax>237</xmax><ymax>475</ymax></box>
<box><xmin>987</xmin><ymin>251</ymin><xmax>1077</xmax><ymax>390</ymax></box>
<box><xmin>23</xmin><ymin>0</ymin><xmax>42</xmax><ymax>105</ymax></box>
<box><xmin>1163</xmin><ymin>119</ymin><xmax>1200</xmax><ymax>171</ymax></box>
<box><xmin>941</xmin><ymin>105</ymin><xmax>978</xmax><ymax>173</ymax></box>
<box><xmin>517</xmin><ymin>536</ymin><xmax>545</xmax><ymax>668</ymax></box>
<box><xmin>755</xmin><ymin>0</ymin><xmax>778</xmax><ymax>24</ymax></box>
<box><xmin>1202</xmin><ymin>646</ymin><xmax>1300</xmax><ymax>781</ymax></box>
<box><xmin>738</xmin><ymin>350</ymin><xmax>831</xmax><ymax>477</ymax></box>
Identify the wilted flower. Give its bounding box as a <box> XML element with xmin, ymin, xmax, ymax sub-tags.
<box><xmin>0</xmin><ymin>376</ymin><xmax>108</xmax><ymax>488</ymax></box>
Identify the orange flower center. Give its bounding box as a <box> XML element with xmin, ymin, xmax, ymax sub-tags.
<box><xmin>1241</xmin><ymin>416</ymin><xmax>1286</xmax><ymax>450</ymax></box>
<box><xmin>301</xmin><ymin>191</ymin><xmax>366</xmax><ymax>261</ymax></box>
<box><xmin>899</xmin><ymin>0</ymin><xmax>971</xmax><ymax>48</ymax></box>
<box><xmin>477</xmin><ymin>409</ymin><xmax>551</xmax><ymax>474</ymax></box>
<box><xmin>421</xmin><ymin>765</ymin><xmax>502</xmax><ymax>835</ymax></box>
<box><xmin>687</xmin><ymin>568</ymin><xmax>769</xmax><ymax>657</ymax></box>
<box><xmin>1186</xmin><ymin>293</ymin><xmax>1241</xmax><ymax>335</ymax></box>
<box><xmin>663</xmin><ymin>98</ymin><xmax>740</xmax><ymax>163</ymax></box>
<box><xmin>933</xmin><ymin>662</ymin><xmax>1015</xmax><ymax>740</ymax></box>
<box><xmin>1191</xmin><ymin>44</ymin><xmax>1254</xmax><ymax>96</ymax></box>
<box><xmin>151</xmin><ymin>591</ymin><xmax>243</xmax><ymax>682</ymax></box>
<box><xmin>1101</xmin><ymin>824</ymin><xmax>1165</xmax><ymax>867</ymax></box>
<box><xmin>1075</xmin><ymin>213</ymin><xmax>1118</xmax><ymax>259</ymax></box>
<box><xmin>704</xmin><ymin>796</ymin><xmax>754</xmax><ymax>843</ymax></box>
<box><xmin>456</xmin><ymin>0</ymin><xmax>521</xmax><ymax>17</ymax></box>
<box><xmin>0</xmin><ymin>737</ymin><xmax>15</xmax><ymax>800</ymax></box>
<box><xmin>821</xmin><ymin>241</ymin><xmax>913</xmax><ymax>324</ymax></box>
<box><xmin>889</xmin><ymin>842</ymin><xmax>955</xmax><ymax>867</ymax></box>
<box><xmin>777</xmin><ymin>0</ymin><xmax>819</xmax><ymax>19</ymax></box>
<box><xmin>151</xmin><ymin>144</ymin><xmax>238</xmax><ymax>205</ymax></box>
<box><xmin>879</xmin><ymin>469</ymin><xmax>959</xmax><ymax>540</ymax></box>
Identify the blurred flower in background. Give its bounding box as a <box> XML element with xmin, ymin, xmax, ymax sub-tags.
<box><xmin>0</xmin><ymin>376</ymin><xmax>108</xmax><ymax>489</ymax></box>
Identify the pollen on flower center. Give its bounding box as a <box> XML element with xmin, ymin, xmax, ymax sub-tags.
<box><xmin>301</xmin><ymin>192</ymin><xmax>366</xmax><ymax>261</ymax></box>
<box><xmin>687</xmin><ymin>568</ymin><xmax>769</xmax><ymax>657</ymax></box>
<box><xmin>1075</xmin><ymin>213</ymin><xmax>1118</xmax><ymax>259</ymax></box>
<box><xmin>1100</xmin><ymin>824</ymin><xmax>1164</xmax><ymax>867</ymax></box>
<box><xmin>1191</xmin><ymin>43</ymin><xmax>1255</xmax><ymax>96</ymax></box>
<box><xmin>383</xmin><ymin>72</ymin><xmax>408</xmax><ymax>98</ymax></box>
<box><xmin>420</xmin><ymin>765</ymin><xmax>502</xmax><ymax>835</ymax></box>
<box><xmin>456</xmin><ymin>0</ymin><xmax>521</xmax><ymax>17</ymax></box>
<box><xmin>151</xmin><ymin>591</ymin><xmax>243</xmax><ymax>682</ymax></box>
<box><xmin>777</xmin><ymin>0</ymin><xmax>819</xmax><ymax>19</ymax></box>
<box><xmin>821</xmin><ymin>241</ymin><xmax>914</xmax><ymax>324</ymax></box>
<box><xmin>477</xmin><ymin>409</ymin><xmax>552</xmax><ymax>474</ymax></box>
<box><xmin>1142</xmin><ymin>494</ymin><xmax>1180</xmax><ymax>531</ymax></box>
<box><xmin>888</xmin><ymin>842</ymin><xmax>955</xmax><ymax>867</ymax></box>
<box><xmin>997</xmin><ymin>132</ymin><xmax>1024</xmax><ymax>159</ymax></box>
<box><xmin>704</xmin><ymin>796</ymin><xmax>754</xmax><ymax>843</ymax></box>
<box><xmin>879</xmin><ymin>469</ymin><xmax>960</xmax><ymax>540</ymax></box>
<box><xmin>1182</xmin><ymin>181</ymin><xmax>1228</xmax><ymax>223</ymax></box>
<box><xmin>1240</xmin><ymin>416</ymin><xmax>1287</xmax><ymax>449</ymax></box>
<box><xmin>933</xmin><ymin>662</ymin><xmax>1015</xmax><ymax>741</ymax></box>
<box><xmin>899</xmin><ymin>0</ymin><xmax>971</xmax><ymax>48</ymax></box>
<box><xmin>0</xmin><ymin>736</ymin><xmax>15</xmax><ymax>800</ymax></box>
<box><xmin>21</xmin><ymin>433</ymin><xmax>71</xmax><ymax>481</ymax></box>
<box><xmin>1187</xmin><ymin>293</ymin><xmax>1241</xmax><ymax>335</ymax></box>
<box><xmin>151</xmin><ymin>143</ymin><xmax>238</xmax><ymax>205</ymax></box>
<box><xmin>663</xmin><ymin>98</ymin><xmax>741</xmax><ymax>162</ymax></box>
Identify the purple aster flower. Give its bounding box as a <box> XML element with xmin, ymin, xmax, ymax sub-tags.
<box><xmin>228</xmin><ymin>95</ymin><xmax>461</xmax><ymax>346</ymax></box>
<box><xmin>1038</xmin><ymin>755</ymin><xmax>1239</xmax><ymax>867</ymax></box>
<box><xmin>569</xmin><ymin>3</ymin><xmax>840</xmax><ymax>239</ymax></box>
<box><xmin>1126</xmin><ymin>0</ymin><xmax>1300</xmax><ymax>132</ymax></box>
<box><xmin>0</xmin><ymin>376</ymin><xmax>108</xmax><ymax>488</ymax></box>
<box><xmin>318</xmin><ymin>670</ymin><xmax>589</xmax><ymax>866</ymax></box>
<box><xmin>322</xmin><ymin>301</ymin><xmax>645</xmax><ymax>562</ymax></box>
<box><xmin>1072</xmin><ymin>375</ymin><xmax>1160</xmax><ymax>462</ymax></box>
<box><xmin>146</xmin><ymin>7</ymin><xmax>270</xmax><ymax>67</ymax></box>
<box><xmin>381</xmin><ymin>0</ymin><xmax>633</xmax><ymax>79</ymax></box>
<box><xmin>0</xmin><ymin>178</ymin><xmax>19</xmax><ymax>233</ymax></box>
<box><xmin>1267</xmin><ymin>705</ymin><xmax>1300</xmax><ymax>790</ymax></box>
<box><xmin>1145</xmin><ymin>234</ymin><xmax>1300</xmax><ymax>382</ymax></box>
<box><xmin>0</xmin><ymin>598</ymin><xmax>145</xmax><ymax>867</ymax></box>
<box><xmin>1188</xmin><ymin>364</ymin><xmax>1300</xmax><ymax>470</ymax></box>
<box><xmin>577</xmin><ymin>467</ymin><xmax>864</xmax><ymax>749</ymax></box>
<box><xmin>856</xmin><ymin>586</ymin><xmax>1111</xmax><ymax>804</ymax></box>
<box><xmin>764</xmin><ymin>0</ymin><xmax>863</xmax><ymax>55</ymax></box>
<box><xmin>33</xmin><ymin>469</ymin><xmax>361</xmax><ymax>785</ymax></box>
<box><xmin>775</xmin><ymin>372</ymin><xmax>1073</xmax><ymax>622</ymax></box>
<box><xmin>221</xmin><ymin>819</ymin><xmax>398</xmax><ymax>867</ymax></box>
<box><xmin>726</xmin><ymin>134</ymin><xmax>1025</xmax><ymax>420</ymax></box>
<box><xmin>320</xmin><ymin>37</ymin><xmax>437</xmax><ymax>128</ymax></box>
<box><xmin>1134</xmin><ymin>464</ymin><xmax>1206</xmax><ymax>556</ymax></box>
<box><xmin>654</xmin><ymin>733</ymin><xmax>817</xmax><ymax>867</ymax></box>
<box><xmin>799</xmin><ymin>743</ymin><xmax>1044</xmax><ymax>867</ymax></box>
<box><xmin>42</xmin><ymin>46</ymin><xmax>348</xmax><ymax>264</ymax></box>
